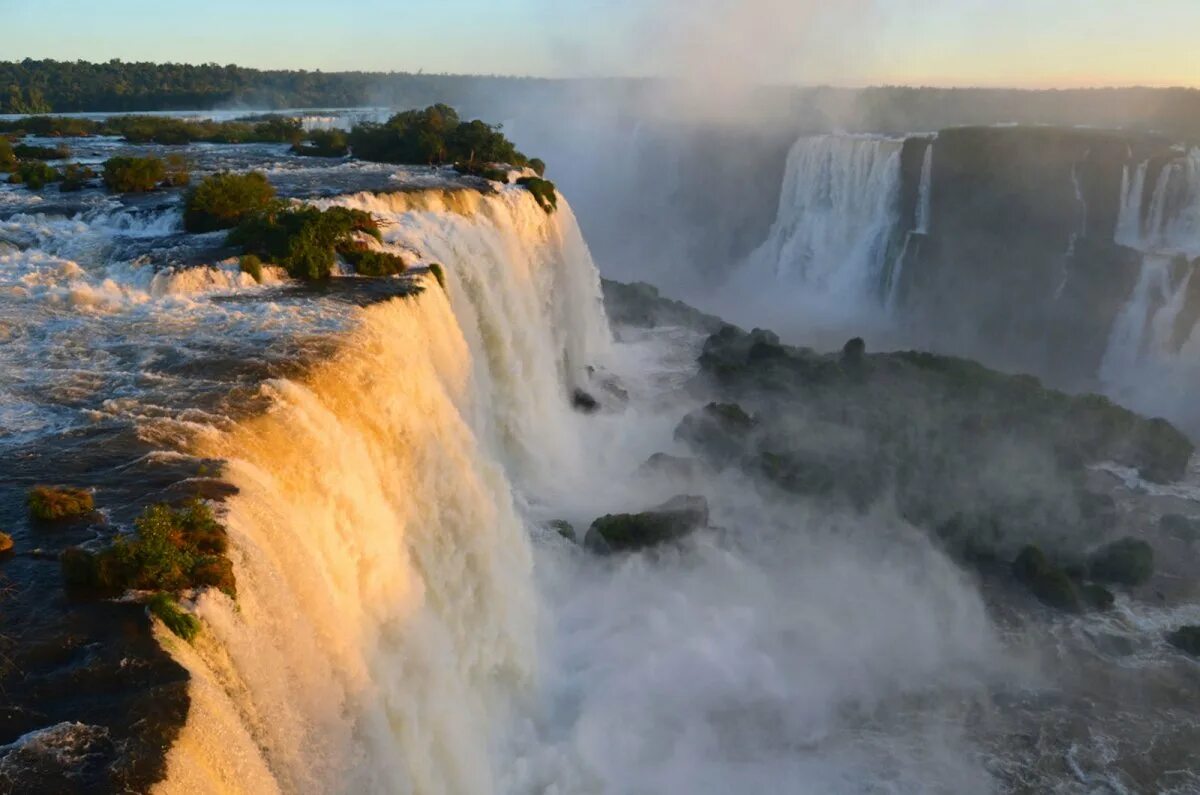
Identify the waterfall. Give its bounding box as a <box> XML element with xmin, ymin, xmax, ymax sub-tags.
<box><xmin>1103</xmin><ymin>147</ymin><xmax>1200</xmax><ymax>432</ymax></box>
<box><xmin>915</xmin><ymin>142</ymin><xmax>934</xmax><ymax>235</ymax></box>
<box><xmin>742</xmin><ymin>135</ymin><xmax>903</xmax><ymax>316</ymax></box>
<box><xmin>155</xmin><ymin>188</ymin><xmax>613</xmax><ymax>794</ymax></box>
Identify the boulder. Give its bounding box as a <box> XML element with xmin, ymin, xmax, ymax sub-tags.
<box><xmin>675</xmin><ymin>402</ymin><xmax>756</xmax><ymax>467</ymax></box>
<box><xmin>584</xmin><ymin>495</ymin><xmax>709</xmax><ymax>553</ymax></box>
<box><xmin>572</xmin><ymin>389</ymin><xmax>600</xmax><ymax>414</ymax></box>
<box><xmin>1013</xmin><ymin>545</ymin><xmax>1081</xmax><ymax>612</ymax></box>
<box><xmin>1089</xmin><ymin>537</ymin><xmax>1154</xmax><ymax>586</ymax></box>
<box><xmin>1166</xmin><ymin>625</ymin><xmax>1200</xmax><ymax>657</ymax></box>
<box><xmin>544</xmin><ymin>519</ymin><xmax>576</xmax><ymax>542</ymax></box>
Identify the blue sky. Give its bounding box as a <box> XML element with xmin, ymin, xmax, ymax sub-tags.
<box><xmin>1</xmin><ymin>0</ymin><xmax>1196</xmax><ymax>88</ymax></box>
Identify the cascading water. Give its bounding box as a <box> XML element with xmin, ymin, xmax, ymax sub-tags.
<box><xmin>1103</xmin><ymin>147</ymin><xmax>1200</xmax><ymax>431</ymax></box>
<box><xmin>154</xmin><ymin>187</ymin><xmax>614</xmax><ymax>794</ymax></box>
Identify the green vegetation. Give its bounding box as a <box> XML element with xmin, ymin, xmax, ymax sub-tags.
<box><xmin>162</xmin><ymin>153</ymin><xmax>191</xmax><ymax>187</ymax></box>
<box><xmin>103</xmin><ymin>114</ymin><xmax>303</xmax><ymax>145</ymax></box>
<box><xmin>292</xmin><ymin>128</ymin><xmax>348</xmax><ymax>157</ymax></box>
<box><xmin>102</xmin><ymin>155</ymin><xmax>166</xmax><ymax>192</ymax></box>
<box><xmin>348</xmin><ymin>105</ymin><xmax>529</xmax><ymax>169</ymax></box>
<box><xmin>517</xmin><ymin>177</ymin><xmax>558</xmax><ymax>213</ymax></box>
<box><xmin>0</xmin><ymin>138</ymin><xmax>15</xmax><ymax>171</ymax></box>
<box><xmin>454</xmin><ymin>161</ymin><xmax>511</xmax><ymax>182</ymax></box>
<box><xmin>0</xmin><ymin>115</ymin><xmax>98</xmax><ymax>137</ymax></box>
<box><xmin>340</xmin><ymin>244</ymin><xmax>407</xmax><ymax>277</ymax></box>
<box><xmin>227</xmin><ymin>204</ymin><xmax>382</xmax><ymax>281</ymax></box>
<box><xmin>60</xmin><ymin>499</ymin><xmax>235</xmax><ymax>597</ymax></box>
<box><xmin>27</xmin><ymin>485</ymin><xmax>94</xmax><ymax>521</ymax></box>
<box><xmin>239</xmin><ymin>254</ymin><xmax>264</xmax><ymax>283</ymax></box>
<box><xmin>13</xmin><ymin>143</ymin><xmax>69</xmax><ymax>160</ymax></box>
<box><xmin>1089</xmin><ymin>537</ymin><xmax>1155</xmax><ymax>586</ymax></box>
<box><xmin>528</xmin><ymin>158</ymin><xmax>546</xmax><ymax>177</ymax></box>
<box><xmin>183</xmin><ymin>171</ymin><xmax>276</xmax><ymax>232</ymax></box>
<box><xmin>8</xmin><ymin>161</ymin><xmax>60</xmax><ymax>189</ymax></box>
<box><xmin>59</xmin><ymin>163</ymin><xmax>96</xmax><ymax>192</ymax></box>
<box><xmin>428</xmin><ymin>263</ymin><xmax>446</xmax><ymax>289</ymax></box>
<box><xmin>147</xmin><ymin>593</ymin><xmax>201</xmax><ymax>642</ymax></box>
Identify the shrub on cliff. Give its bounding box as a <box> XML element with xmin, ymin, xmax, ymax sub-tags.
<box><xmin>428</xmin><ymin>263</ymin><xmax>446</xmax><ymax>290</ymax></box>
<box><xmin>13</xmin><ymin>143</ymin><xmax>69</xmax><ymax>160</ymax></box>
<box><xmin>60</xmin><ymin>499</ymin><xmax>235</xmax><ymax>597</ymax></box>
<box><xmin>227</xmin><ymin>204</ymin><xmax>381</xmax><ymax>281</ymax></box>
<box><xmin>147</xmin><ymin>593</ymin><xmax>201</xmax><ymax>642</ymax></box>
<box><xmin>339</xmin><ymin>244</ymin><xmax>407</xmax><ymax>277</ymax></box>
<box><xmin>516</xmin><ymin>177</ymin><xmax>557</xmax><ymax>213</ymax></box>
<box><xmin>528</xmin><ymin>158</ymin><xmax>546</xmax><ymax>177</ymax></box>
<box><xmin>183</xmin><ymin>171</ymin><xmax>276</xmax><ymax>233</ymax></box>
<box><xmin>348</xmin><ymin>105</ymin><xmax>530</xmax><ymax>168</ymax></box>
<box><xmin>27</xmin><ymin>485</ymin><xmax>94</xmax><ymax>521</ymax></box>
<box><xmin>8</xmin><ymin>161</ymin><xmax>60</xmax><ymax>189</ymax></box>
<box><xmin>102</xmin><ymin>156</ymin><xmax>166</xmax><ymax>193</ymax></box>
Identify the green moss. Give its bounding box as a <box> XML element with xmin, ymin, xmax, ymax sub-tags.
<box><xmin>147</xmin><ymin>593</ymin><xmax>201</xmax><ymax>642</ymax></box>
<box><xmin>183</xmin><ymin>172</ymin><xmax>276</xmax><ymax>233</ymax></box>
<box><xmin>102</xmin><ymin>156</ymin><xmax>165</xmax><ymax>193</ymax></box>
<box><xmin>516</xmin><ymin>176</ymin><xmax>557</xmax><ymax>213</ymax></box>
<box><xmin>1089</xmin><ymin>537</ymin><xmax>1154</xmax><ymax>586</ymax></box>
<box><xmin>28</xmin><ymin>485</ymin><xmax>94</xmax><ymax>521</ymax></box>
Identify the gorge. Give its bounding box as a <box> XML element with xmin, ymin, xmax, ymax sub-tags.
<box><xmin>0</xmin><ymin>96</ymin><xmax>1199</xmax><ymax>795</ymax></box>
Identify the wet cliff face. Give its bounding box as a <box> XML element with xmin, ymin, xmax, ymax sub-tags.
<box><xmin>897</xmin><ymin>127</ymin><xmax>1176</xmax><ymax>389</ymax></box>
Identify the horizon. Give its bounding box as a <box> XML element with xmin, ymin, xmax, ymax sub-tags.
<box><xmin>3</xmin><ymin>0</ymin><xmax>1198</xmax><ymax>91</ymax></box>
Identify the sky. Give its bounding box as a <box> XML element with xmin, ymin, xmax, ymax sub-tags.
<box><xmin>1</xmin><ymin>0</ymin><xmax>1197</xmax><ymax>89</ymax></box>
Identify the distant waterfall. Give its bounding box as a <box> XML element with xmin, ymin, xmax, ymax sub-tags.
<box><xmin>1103</xmin><ymin>148</ymin><xmax>1200</xmax><ymax>432</ymax></box>
<box><xmin>915</xmin><ymin>142</ymin><xmax>934</xmax><ymax>235</ymax></box>
<box><xmin>743</xmin><ymin>135</ymin><xmax>904</xmax><ymax>315</ymax></box>
<box><xmin>156</xmin><ymin>189</ymin><xmax>613</xmax><ymax>794</ymax></box>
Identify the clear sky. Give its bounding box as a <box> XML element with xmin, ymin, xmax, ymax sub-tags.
<box><xmin>1</xmin><ymin>0</ymin><xmax>1196</xmax><ymax>88</ymax></box>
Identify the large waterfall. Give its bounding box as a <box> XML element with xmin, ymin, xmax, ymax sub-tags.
<box><xmin>155</xmin><ymin>189</ymin><xmax>613</xmax><ymax>794</ymax></box>
<box><xmin>1102</xmin><ymin>147</ymin><xmax>1200</xmax><ymax>431</ymax></box>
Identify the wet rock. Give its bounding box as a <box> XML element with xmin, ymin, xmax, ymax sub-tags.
<box><xmin>571</xmin><ymin>389</ymin><xmax>600</xmax><ymax>414</ymax></box>
<box><xmin>675</xmin><ymin>402</ymin><xmax>756</xmax><ymax>468</ymax></box>
<box><xmin>544</xmin><ymin>520</ymin><xmax>576</xmax><ymax>542</ymax></box>
<box><xmin>841</xmin><ymin>336</ymin><xmax>866</xmax><ymax>365</ymax></box>
<box><xmin>1080</xmin><ymin>583</ymin><xmax>1116</xmax><ymax>611</ymax></box>
<box><xmin>638</xmin><ymin>453</ymin><xmax>704</xmax><ymax>480</ymax></box>
<box><xmin>1013</xmin><ymin>545</ymin><xmax>1081</xmax><ymax>612</ymax></box>
<box><xmin>1160</xmin><ymin>513</ymin><xmax>1200</xmax><ymax>544</ymax></box>
<box><xmin>1089</xmin><ymin>537</ymin><xmax>1154</xmax><ymax>586</ymax></box>
<box><xmin>585</xmin><ymin>495</ymin><xmax>709</xmax><ymax>553</ymax></box>
<box><xmin>1166</xmin><ymin>626</ymin><xmax>1200</xmax><ymax>657</ymax></box>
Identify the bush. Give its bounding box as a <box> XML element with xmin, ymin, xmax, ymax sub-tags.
<box><xmin>292</xmin><ymin>128</ymin><xmax>348</xmax><ymax>157</ymax></box>
<box><xmin>14</xmin><ymin>143</ymin><xmax>69</xmax><ymax>160</ymax></box>
<box><xmin>516</xmin><ymin>177</ymin><xmax>557</xmax><ymax>213</ymax></box>
<box><xmin>0</xmin><ymin>116</ymin><xmax>99</xmax><ymax>137</ymax></box>
<box><xmin>60</xmin><ymin>499</ymin><xmax>235</xmax><ymax>597</ymax></box>
<box><xmin>102</xmin><ymin>156</ymin><xmax>166</xmax><ymax>193</ymax></box>
<box><xmin>0</xmin><ymin>138</ymin><xmax>15</xmax><ymax>171</ymax></box>
<box><xmin>147</xmin><ymin>593</ymin><xmax>201</xmax><ymax>642</ymax></box>
<box><xmin>9</xmin><ymin>161</ymin><xmax>61</xmax><ymax>189</ymax></box>
<box><xmin>183</xmin><ymin>171</ymin><xmax>276</xmax><ymax>233</ymax></box>
<box><xmin>102</xmin><ymin>114</ymin><xmax>304</xmax><ymax>146</ymax></box>
<box><xmin>58</xmin><ymin>163</ymin><xmax>96</xmax><ymax>192</ymax></box>
<box><xmin>340</xmin><ymin>245</ymin><xmax>407</xmax><ymax>276</ymax></box>
<box><xmin>528</xmin><ymin>158</ymin><xmax>546</xmax><ymax>177</ymax></box>
<box><xmin>239</xmin><ymin>254</ymin><xmax>264</xmax><ymax>283</ymax></box>
<box><xmin>28</xmin><ymin>485</ymin><xmax>94</xmax><ymax>521</ymax></box>
<box><xmin>162</xmin><ymin>153</ymin><xmax>191</xmax><ymax>187</ymax></box>
<box><xmin>227</xmin><ymin>204</ymin><xmax>381</xmax><ymax>281</ymax></box>
<box><xmin>348</xmin><ymin>105</ymin><xmax>531</xmax><ymax>168</ymax></box>
<box><xmin>428</xmin><ymin>262</ymin><xmax>446</xmax><ymax>289</ymax></box>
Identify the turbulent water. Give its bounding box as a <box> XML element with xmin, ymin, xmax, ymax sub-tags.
<box><xmin>3</xmin><ymin>122</ymin><xmax>1200</xmax><ymax>794</ymax></box>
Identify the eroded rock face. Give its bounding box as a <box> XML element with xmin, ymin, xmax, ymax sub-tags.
<box><xmin>584</xmin><ymin>495</ymin><xmax>709</xmax><ymax>553</ymax></box>
<box><xmin>1089</xmin><ymin>537</ymin><xmax>1155</xmax><ymax>586</ymax></box>
<box><xmin>1167</xmin><ymin>626</ymin><xmax>1200</xmax><ymax>657</ymax></box>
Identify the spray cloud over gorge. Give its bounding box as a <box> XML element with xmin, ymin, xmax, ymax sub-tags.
<box><xmin>1</xmin><ymin>8</ymin><xmax>1200</xmax><ymax>795</ymax></box>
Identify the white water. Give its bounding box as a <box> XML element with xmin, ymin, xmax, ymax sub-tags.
<box><xmin>742</xmin><ymin>135</ymin><xmax>903</xmax><ymax>324</ymax></box>
<box><xmin>915</xmin><ymin>141</ymin><xmax>934</xmax><ymax>235</ymax></box>
<box><xmin>1102</xmin><ymin>148</ymin><xmax>1200</xmax><ymax>431</ymax></box>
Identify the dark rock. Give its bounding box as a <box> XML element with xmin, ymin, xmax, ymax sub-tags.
<box><xmin>1167</xmin><ymin>626</ymin><xmax>1200</xmax><ymax>657</ymax></box>
<box><xmin>1080</xmin><ymin>583</ymin><xmax>1116</xmax><ymax>611</ymax></box>
<box><xmin>675</xmin><ymin>402</ymin><xmax>756</xmax><ymax>468</ymax></box>
<box><xmin>841</xmin><ymin>337</ymin><xmax>866</xmax><ymax>364</ymax></box>
<box><xmin>584</xmin><ymin>495</ymin><xmax>709</xmax><ymax>553</ymax></box>
<box><xmin>1013</xmin><ymin>545</ymin><xmax>1081</xmax><ymax>611</ymax></box>
<box><xmin>1160</xmin><ymin>513</ymin><xmax>1200</xmax><ymax>544</ymax></box>
<box><xmin>545</xmin><ymin>520</ymin><xmax>576</xmax><ymax>542</ymax></box>
<box><xmin>600</xmin><ymin>279</ymin><xmax>725</xmax><ymax>333</ymax></box>
<box><xmin>1089</xmin><ymin>537</ymin><xmax>1155</xmax><ymax>586</ymax></box>
<box><xmin>572</xmin><ymin>389</ymin><xmax>600</xmax><ymax>413</ymax></box>
<box><xmin>639</xmin><ymin>453</ymin><xmax>704</xmax><ymax>480</ymax></box>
